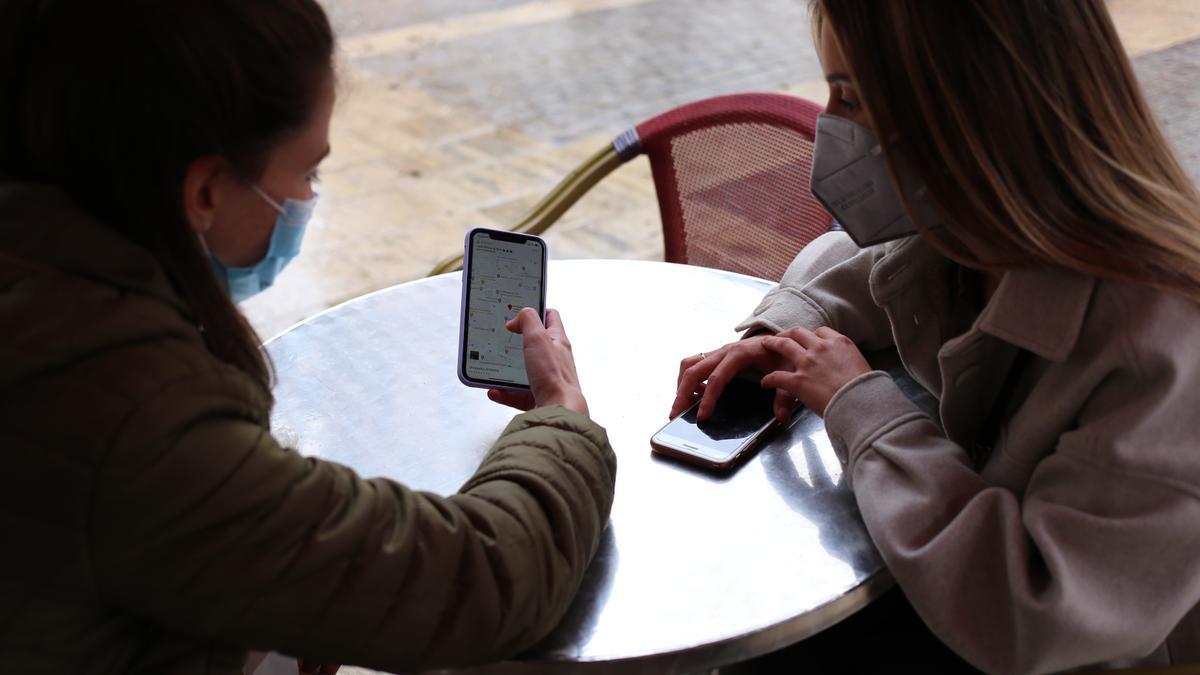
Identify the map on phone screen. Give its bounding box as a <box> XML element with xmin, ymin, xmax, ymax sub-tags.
<box><xmin>464</xmin><ymin>233</ymin><xmax>544</xmax><ymax>386</ymax></box>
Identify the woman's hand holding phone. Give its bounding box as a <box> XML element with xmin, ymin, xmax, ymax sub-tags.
<box><xmin>759</xmin><ymin>327</ymin><xmax>871</xmax><ymax>417</ymax></box>
<box><xmin>672</xmin><ymin>334</ymin><xmax>791</xmax><ymax>422</ymax></box>
<box><xmin>672</xmin><ymin>326</ymin><xmax>871</xmax><ymax>422</ymax></box>
<box><xmin>488</xmin><ymin>308</ymin><xmax>589</xmax><ymax>416</ymax></box>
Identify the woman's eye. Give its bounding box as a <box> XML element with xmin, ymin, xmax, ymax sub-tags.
<box><xmin>834</xmin><ymin>85</ymin><xmax>860</xmax><ymax>110</ymax></box>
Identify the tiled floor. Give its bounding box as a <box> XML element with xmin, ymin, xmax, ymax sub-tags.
<box><xmin>242</xmin><ymin>0</ymin><xmax>1200</xmax><ymax>340</ymax></box>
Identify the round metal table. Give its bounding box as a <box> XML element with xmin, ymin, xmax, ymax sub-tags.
<box><xmin>267</xmin><ymin>259</ymin><xmax>892</xmax><ymax>674</ymax></box>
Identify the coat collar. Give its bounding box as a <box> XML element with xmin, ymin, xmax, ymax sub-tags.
<box><xmin>976</xmin><ymin>266</ymin><xmax>1096</xmax><ymax>362</ymax></box>
<box><xmin>870</xmin><ymin>235</ymin><xmax>1096</xmax><ymax>362</ymax></box>
<box><xmin>0</xmin><ymin>182</ymin><xmax>192</xmax><ymax>317</ymax></box>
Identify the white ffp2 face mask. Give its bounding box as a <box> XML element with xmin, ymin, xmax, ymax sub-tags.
<box><xmin>809</xmin><ymin>113</ymin><xmax>940</xmax><ymax>247</ymax></box>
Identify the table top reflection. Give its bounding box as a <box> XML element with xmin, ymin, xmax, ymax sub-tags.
<box><xmin>267</xmin><ymin>259</ymin><xmax>892</xmax><ymax>674</ymax></box>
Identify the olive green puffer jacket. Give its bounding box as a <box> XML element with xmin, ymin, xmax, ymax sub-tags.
<box><xmin>0</xmin><ymin>183</ymin><xmax>617</xmax><ymax>674</ymax></box>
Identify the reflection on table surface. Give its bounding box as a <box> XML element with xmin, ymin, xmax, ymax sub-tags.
<box><xmin>268</xmin><ymin>260</ymin><xmax>893</xmax><ymax>673</ymax></box>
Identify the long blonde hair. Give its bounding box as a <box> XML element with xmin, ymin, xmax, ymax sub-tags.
<box><xmin>814</xmin><ymin>0</ymin><xmax>1200</xmax><ymax>301</ymax></box>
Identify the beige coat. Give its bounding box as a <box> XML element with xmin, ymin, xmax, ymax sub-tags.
<box><xmin>737</xmin><ymin>232</ymin><xmax>1200</xmax><ymax>674</ymax></box>
<box><xmin>0</xmin><ymin>183</ymin><xmax>617</xmax><ymax>674</ymax></box>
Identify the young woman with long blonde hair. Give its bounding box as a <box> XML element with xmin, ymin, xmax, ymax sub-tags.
<box><xmin>677</xmin><ymin>1</ymin><xmax>1200</xmax><ymax>671</ymax></box>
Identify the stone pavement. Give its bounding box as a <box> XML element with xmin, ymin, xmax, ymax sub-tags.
<box><xmin>241</xmin><ymin>0</ymin><xmax>1200</xmax><ymax>339</ymax></box>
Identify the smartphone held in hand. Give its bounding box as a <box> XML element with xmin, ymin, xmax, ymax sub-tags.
<box><xmin>651</xmin><ymin>376</ymin><xmax>783</xmax><ymax>471</ymax></box>
<box><xmin>457</xmin><ymin>228</ymin><xmax>548</xmax><ymax>391</ymax></box>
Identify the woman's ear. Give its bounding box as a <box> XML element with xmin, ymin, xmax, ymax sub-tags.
<box><xmin>182</xmin><ymin>156</ymin><xmax>226</xmax><ymax>235</ymax></box>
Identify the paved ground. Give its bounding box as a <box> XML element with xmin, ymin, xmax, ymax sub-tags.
<box><xmin>242</xmin><ymin>0</ymin><xmax>1200</xmax><ymax>340</ymax></box>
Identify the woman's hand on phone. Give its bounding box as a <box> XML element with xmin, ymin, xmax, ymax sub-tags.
<box><xmin>488</xmin><ymin>308</ymin><xmax>589</xmax><ymax>416</ymax></box>
<box><xmin>672</xmin><ymin>334</ymin><xmax>793</xmax><ymax>422</ymax></box>
<box><xmin>759</xmin><ymin>327</ymin><xmax>871</xmax><ymax>417</ymax></box>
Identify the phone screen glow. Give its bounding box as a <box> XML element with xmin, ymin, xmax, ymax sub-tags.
<box><xmin>463</xmin><ymin>232</ymin><xmax>545</xmax><ymax>386</ymax></box>
<box><xmin>656</xmin><ymin>378</ymin><xmax>778</xmax><ymax>460</ymax></box>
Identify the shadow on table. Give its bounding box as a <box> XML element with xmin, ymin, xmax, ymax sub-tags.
<box><xmin>648</xmin><ymin>449</ymin><xmax>743</xmax><ymax>482</ymax></box>
<box><xmin>756</xmin><ymin>362</ymin><xmax>938</xmax><ymax>577</ymax></box>
<box><xmin>519</xmin><ymin>525</ymin><xmax>621</xmax><ymax>661</ymax></box>
<box><xmin>758</xmin><ymin>417</ymin><xmax>881</xmax><ymax>578</ymax></box>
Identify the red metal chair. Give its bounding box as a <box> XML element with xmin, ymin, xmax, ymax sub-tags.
<box><xmin>430</xmin><ymin>93</ymin><xmax>833</xmax><ymax>281</ymax></box>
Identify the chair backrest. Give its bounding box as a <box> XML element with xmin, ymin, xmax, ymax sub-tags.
<box><xmin>634</xmin><ymin>93</ymin><xmax>832</xmax><ymax>281</ymax></box>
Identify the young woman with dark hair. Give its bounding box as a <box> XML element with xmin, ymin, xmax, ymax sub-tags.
<box><xmin>677</xmin><ymin>0</ymin><xmax>1200</xmax><ymax>672</ymax></box>
<box><xmin>0</xmin><ymin>2</ymin><xmax>615</xmax><ymax>673</ymax></box>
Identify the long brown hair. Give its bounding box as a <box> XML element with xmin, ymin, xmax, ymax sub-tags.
<box><xmin>0</xmin><ymin>0</ymin><xmax>335</xmax><ymax>389</ymax></box>
<box><xmin>813</xmin><ymin>0</ymin><xmax>1200</xmax><ymax>302</ymax></box>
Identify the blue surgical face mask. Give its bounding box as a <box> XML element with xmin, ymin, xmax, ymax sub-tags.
<box><xmin>206</xmin><ymin>185</ymin><xmax>318</xmax><ymax>303</ymax></box>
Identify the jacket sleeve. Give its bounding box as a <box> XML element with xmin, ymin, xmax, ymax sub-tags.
<box><xmin>734</xmin><ymin>231</ymin><xmax>893</xmax><ymax>349</ymax></box>
<box><xmin>89</xmin><ymin>376</ymin><xmax>617</xmax><ymax>673</ymax></box>
<box><xmin>821</xmin><ymin>358</ymin><xmax>1200</xmax><ymax>673</ymax></box>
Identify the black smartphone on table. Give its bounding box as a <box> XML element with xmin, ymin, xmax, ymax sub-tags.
<box><xmin>651</xmin><ymin>375</ymin><xmax>784</xmax><ymax>471</ymax></box>
<box><xmin>457</xmin><ymin>227</ymin><xmax>548</xmax><ymax>391</ymax></box>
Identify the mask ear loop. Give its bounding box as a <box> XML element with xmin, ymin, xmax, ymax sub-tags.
<box><xmin>250</xmin><ymin>184</ymin><xmax>287</xmax><ymax>215</ymax></box>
